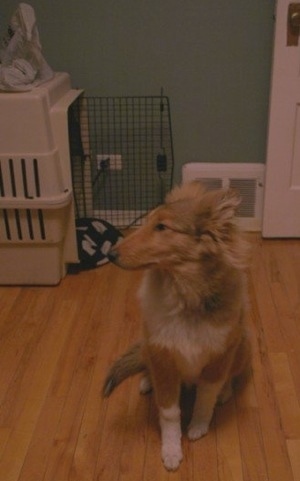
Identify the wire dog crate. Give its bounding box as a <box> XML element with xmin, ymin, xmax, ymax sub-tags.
<box><xmin>69</xmin><ymin>94</ymin><xmax>174</xmax><ymax>227</ymax></box>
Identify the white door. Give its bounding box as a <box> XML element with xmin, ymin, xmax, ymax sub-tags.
<box><xmin>263</xmin><ymin>0</ymin><xmax>300</xmax><ymax>237</ymax></box>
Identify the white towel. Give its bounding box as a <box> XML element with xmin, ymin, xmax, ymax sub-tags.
<box><xmin>0</xmin><ymin>3</ymin><xmax>53</xmax><ymax>91</ymax></box>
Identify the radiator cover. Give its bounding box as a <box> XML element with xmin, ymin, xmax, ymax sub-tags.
<box><xmin>182</xmin><ymin>162</ymin><xmax>265</xmax><ymax>231</ymax></box>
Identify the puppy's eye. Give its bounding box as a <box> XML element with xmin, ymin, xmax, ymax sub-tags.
<box><xmin>155</xmin><ymin>223</ymin><xmax>167</xmax><ymax>231</ymax></box>
<box><xmin>200</xmin><ymin>230</ymin><xmax>217</xmax><ymax>242</ymax></box>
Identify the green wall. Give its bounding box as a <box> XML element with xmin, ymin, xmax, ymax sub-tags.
<box><xmin>1</xmin><ymin>1</ymin><xmax>275</xmax><ymax>182</ymax></box>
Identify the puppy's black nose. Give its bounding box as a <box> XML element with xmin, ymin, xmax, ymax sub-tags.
<box><xmin>107</xmin><ymin>249</ymin><xmax>119</xmax><ymax>263</ymax></box>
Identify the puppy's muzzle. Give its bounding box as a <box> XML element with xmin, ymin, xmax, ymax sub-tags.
<box><xmin>107</xmin><ymin>248</ymin><xmax>119</xmax><ymax>263</ymax></box>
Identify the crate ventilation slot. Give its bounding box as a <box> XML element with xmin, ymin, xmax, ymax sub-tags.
<box><xmin>0</xmin><ymin>157</ymin><xmax>47</xmax><ymax>241</ymax></box>
<box><xmin>0</xmin><ymin>157</ymin><xmax>43</xmax><ymax>199</ymax></box>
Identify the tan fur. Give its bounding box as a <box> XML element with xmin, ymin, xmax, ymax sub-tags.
<box><xmin>102</xmin><ymin>343</ymin><xmax>146</xmax><ymax>397</ymax></box>
<box><xmin>103</xmin><ymin>181</ymin><xmax>251</xmax><ymax>471</ymax></box>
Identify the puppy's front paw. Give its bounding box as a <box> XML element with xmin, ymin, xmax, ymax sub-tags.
<box><xmin>187</xmin><ymin>420</ymin><xmax>209</xmax><ymax>441</ymax></box>
<box><xmin>161</xmin><ymin>443</ymin><xmax>183</xmax><ymax>471</ymax></box>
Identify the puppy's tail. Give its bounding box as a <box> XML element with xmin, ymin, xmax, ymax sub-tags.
<box><xmin>102</xmin><ymin>342</ymin><xmax>146</xmax><ymax>397</ymax></box>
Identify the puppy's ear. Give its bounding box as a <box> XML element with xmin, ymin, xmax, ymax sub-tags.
<box><xmin>214</xmin><ymin>188</ymin><xmax>241</xmax><ymax>221</ymax></box>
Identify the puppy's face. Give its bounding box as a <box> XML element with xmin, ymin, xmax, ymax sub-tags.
<box><xmin>108</xmin><ymin>204</ymin><xmax>202</xmax><ymax>269</ymax></box>
<box><xmin>108</xmin><ymin>183</ymin><xmax>242</xmax><ymax>271</ymax></box>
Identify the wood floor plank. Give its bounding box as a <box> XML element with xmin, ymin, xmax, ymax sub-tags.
<box><xmin>249</xmin><ymin>239</ymin><xmax>285</xmax><ymax>353</ymax></box>
<box><xmin>261</xmin><ymin>242</ymin><xmax>300</xmax><ymax>402</ymax></box>
<box><xmin>0</xmin><ymin>288</ymin><xmax>51</xmax><ymax>408</ymax></box>
<box><xmin>0</xmin><ymin>298</ymin><xmax>79</xmax><ymax>481</ymax></box>
<box><xmin>0</xmin><ymin>287</ymin><xmax>21</xmax><ymax>330</ymax></box>
<box><xmin>287</xmin><ymin>439</ymin><xmax>300</xmax><ymax>481</ymax></box>
<box><xmin>28</xmin><ymin>267</ymin><xmax>118</xmax><ymax>481</ymax></box>
<box><xmin>269</xmin><ymin>352</ymin><xmax>300</xmax><ymax>439</ymax></box>
<box><xmin>17</xmin><ymin>275</ymin><xmax>98</xmax><ymax>481</ymax></box>
<box><xmin>191</xmin><ymin>427</ymin><xmax>218</xmax><ymax>481</ymax></box>
<box><xmin>0</xmin><ymin>427</ymin><xmax>10</xmax><ymax>458</ymax></box>
<box><xmin>237</xmin><ymin>406</ymin><xmax>268</xmax><ymax>481</ymax></box>
<box><xmin>215</xmin><ymin>400</ymin><xmax>244</xmax><ymax>481</ymax></box>
<box><xmin>248</xmin><ymin>280</ymin><xmax>295</xmax><ymax>481</ymax></box>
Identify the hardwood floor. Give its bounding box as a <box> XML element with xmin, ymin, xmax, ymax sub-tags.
<box><xmin>0</xmin><ymin>234</ymin><xmax>300</xmax><ymax>480</ymax></box>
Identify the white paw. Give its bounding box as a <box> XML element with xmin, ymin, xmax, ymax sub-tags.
<box><xmin>161</xmin><ymin>444</ymin><xmax>183</xmax><ymax>471</ymax></box>
<box><xmin>139</xmin><ymin>375</ymin><xmax>152</xmax><ymax>394</ymax></box>
<box><xmin>188</xmin><ymin>420</ymin><xmax>209</xmax><ymax>441</ymax></box>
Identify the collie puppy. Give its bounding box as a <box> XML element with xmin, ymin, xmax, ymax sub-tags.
<box><xmin>103</xmin><ymin>182</ymin><xmax>251</xmax><ymax>471</ymax></box>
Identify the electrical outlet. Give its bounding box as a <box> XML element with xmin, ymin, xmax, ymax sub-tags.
<box><xmin>96</xmin><ymin>154</ymin><xmax>122</xmax><ymax>170</ymax></box>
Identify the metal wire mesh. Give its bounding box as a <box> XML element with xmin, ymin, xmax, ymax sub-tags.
<box><xmin>68</xmin><ymin>94</ymin><xmax>174</xmax><ymax>228</ymax></box>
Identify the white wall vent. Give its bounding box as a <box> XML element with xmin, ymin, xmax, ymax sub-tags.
<box><xmin>182</xmin><ymin>163</ymin><xmax>265</xmax><ymax>231</ymax></box>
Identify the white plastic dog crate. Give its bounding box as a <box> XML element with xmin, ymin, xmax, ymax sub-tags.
<box><xmin>0</xmin><ymin>73</ymin><xmax>83</xmax><ymax>285</ymax></box>
<box><xmin>182</xmin><ymin>162</ymin><xmax>265</xmax><ymax>231</ymax></box>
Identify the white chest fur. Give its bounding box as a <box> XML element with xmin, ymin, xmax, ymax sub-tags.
<box><xmin>138</xmin><ymin>271</ymin><xmax>233</xmax><ymax>366</ymax></box>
